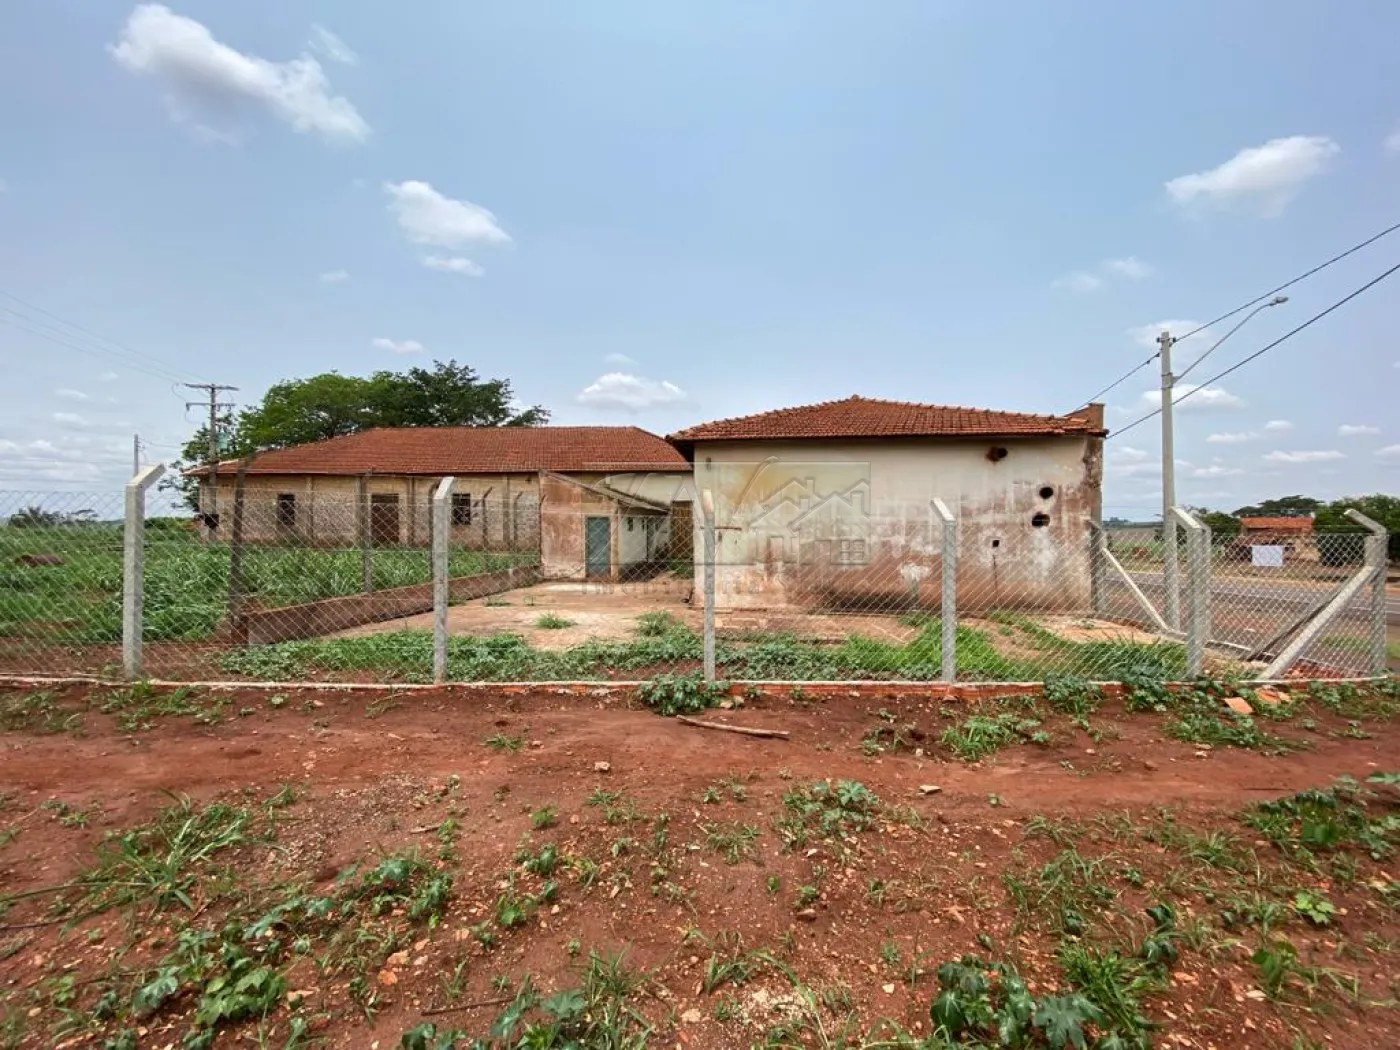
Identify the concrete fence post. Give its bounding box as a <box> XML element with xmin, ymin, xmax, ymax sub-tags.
<box><xmin>357</xmin><ymin>474</ymin><xmax>373</xmax><ymax>594</ymax></box>
<box><xmin>1088</xmin><ymin>520</ymin><xmax>1107</xmax><ymax>618</ymax></box>
<box><xmin>122</xmin><ymin>463</ymin><xmax>166</xmax><ymax>679</ymax></box>
<box><xmin>1348</xmin><ymin>509</ymin><xmax>1389</xmax><ymax>677</ymax></box>
<box><xmin>432</xmin><ymin>476</ymin><xmax>456</xmax><ymax>684</ymax></box>
<box><xmin>930</xmin><ymin>499</ymin><xmax>957</xmax><ymax>683</ymax></box>
<box><xmin>1171</xmin><ymin>506</ymin><xmax>1210</xmax><ymax>677</ymax></box>
<box><xmin>701</xmin><ymin>489</ymin><xmax>716</xmax><ymax>684</ymax></box>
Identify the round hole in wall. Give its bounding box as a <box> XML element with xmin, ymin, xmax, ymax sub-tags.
<box><xmin>1039</xmin><ymin>485</ymin><xmax>1055</xmax><ymax>500</ymax></box>
<box><xmin>987</xmin><ymin>446</ymin><xmax>1009</xmax><ymax>462</ymax></box>
<box><xmin>1031</xmin><ymin>512</ymin><xmax>1050</xmax><ymax>528</ymax></box>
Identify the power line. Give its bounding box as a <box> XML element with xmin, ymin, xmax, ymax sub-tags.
<box><xmin>1172</xmin><ymin>219</ymin><xmax>1400</xmax><ymax>343</ymax></box>
<box><xmin>1073</xmin><ymin>219</ymin><xmax>1400</xmax><ymax>411</ymax></box>
<box><xmin>0</xmin><ymin>288</ymin><xmax>208</xmax><ymax>384</ymax></box>
<box><xmin>0</xmin><ymin>312</ymin><xmax>194</xmax><ymax>386</ymax></box>
<box><xmin>1111</xmin><ymin>259</ymin><xmax>1400</xmax><ymax>439</ymax></box>
<box><xmin>1074</xmin><ymin>355</ymin><xmax>1157</xmax><ymax>409</ymax></box>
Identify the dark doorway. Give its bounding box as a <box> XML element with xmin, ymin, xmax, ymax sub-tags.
<box><xmin>370</xmin><ymin>494</ymin><xmax>401</xmax><ymax>546</ymax></box>
<box><xmin>584</xmin><ymin>516</ymin><xmax>611</xmax><ymax>579</ymax></box>
<box><xmin>276</xmin><ymin>493</ymin><xmax>297</xmax><ymax>533</ymax></box>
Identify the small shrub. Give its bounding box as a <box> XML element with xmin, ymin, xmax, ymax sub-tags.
<box><xmin>635</xmin><ymin>611</ymin><xmax>685</xmax><ymax>637</ymax></box>
<box><xmin>636</xmin><ymin>673</ymin><xmax>729</xmax><ymax>717</ymax></box>
<box><xmin>534</xmin><ymin>613</ymin><xmax>575</xmax><ymax>630</ymax></box>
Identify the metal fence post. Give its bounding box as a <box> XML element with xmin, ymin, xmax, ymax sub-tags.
<box><xmin>1171</xmin><ymin>506</ymin><xmax>1209</xmax><ymax>677</ymax></box>
<box><xmin>123</xmin><ymin>463</ymin><xmax>165</xmax><ymax>679</ymax></box>
<box><xmin>1347</xmin><ymin>509</ymin><xmax>1389</xmax><ymax>677</ymax></box>
<box><xmin>931</xmin><ymin>499</ymin><xmax>957</xmax><ymax>683</ymax></box>
<box><xmin>432</xmin><ymin>476</ymin><xmax>456</xmax><ymax>684</ymax></box>
<box><xmin>701</xmin><ymin>489</ymin><xmax>716</xmax><ymax>684</ymax></box>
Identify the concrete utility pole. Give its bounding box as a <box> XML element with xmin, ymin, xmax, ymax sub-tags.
<box><xmin>1156</xmin><ymin>297</ymin><xmax>1288</xmax><ymax>632</ymax></box>
<box><xmin>1158</xmin><ymin>330</ymin><xmax>1180</xmax><ymax>630</ymax></box>
<box><xmin>132</xmin><ymin>434</ymin><xmax>142</xmax><ymax>478</ymax></box>
<box><xmin>184</xmin><ymin>382</ymin><xmax>239</xmax><ymax>528</ymax></box>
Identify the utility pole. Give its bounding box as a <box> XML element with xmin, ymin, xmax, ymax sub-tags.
<box><xmin>1157</xmin><ymin>330</ymin><xmax>1180</xmax><ymax>630</ymax></box>
<box><xmin>185</xmin><ymin>383</ymin><xmax>239</xmax><ymax>530</ymax></box>
<box><xmin>132</xmin><ymin>434</ymin><xmax>142</xmax><ymax>478</ymax></box>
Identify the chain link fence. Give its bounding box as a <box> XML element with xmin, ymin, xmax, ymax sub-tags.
<box><xmin>1</xmin><ymin>480</ymin><xmax>1392</xmax><ymax>686</ymax></box>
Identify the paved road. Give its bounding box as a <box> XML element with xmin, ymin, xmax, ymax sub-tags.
<box><xmin>1123</xmin><ymin>570</ymin><xmax>1400</xmax><ymax>627</ymax></box>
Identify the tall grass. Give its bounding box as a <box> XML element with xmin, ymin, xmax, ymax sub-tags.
<box><xmin>0</xmin><ymin>521</ymin><xmax>532</xmax><ymax>643</ymax></box>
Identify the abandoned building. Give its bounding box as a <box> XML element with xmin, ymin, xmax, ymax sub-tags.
<box><xmin>1236</xmin><ymin>515</ymin><xmax>1318</xmax><ymax>563</ymax></box>
<box><xmin>191</xmin><ymin>426</ymin><xmax>692</xmax><ymax>581</ymax></box>
<box><xmin>668</xmin><ymin>396</ymin><xmax>1107</xmax><ymax>611</ymax></box>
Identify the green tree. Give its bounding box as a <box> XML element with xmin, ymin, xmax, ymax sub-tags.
<box><xmin>367</xmin><ymin>360</ymin><xmax>550</xmax><ymax>430</ymax></box>
<box><xmin>162</xmin><ymin>360</ymin><xmax>548</xmax><ymax>512</ymax></box>
<box><xmin>1232</xmin><ymin>495</ymin><xmax>1322</xmax><ymax>518</ymax></box>
<box><xmin>1195</xmin><ymin>510</ymin><xmax>1240</xmax><ymax>539</ymax></box>
<box><xmin>1315</xmin><ymin>494</ymin><xmax>1400</xmax><ymax>561</ymax></box>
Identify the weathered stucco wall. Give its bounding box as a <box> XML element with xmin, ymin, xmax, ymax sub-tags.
<box><xmin>689</xmin><ymin>435</ymin><xmax>1103</xmax><ymax>611</ymax></box>
<box><xmin>205</xmin><ymin>473</ymin><xmax>541</xmax><ymax>551</ymax></box>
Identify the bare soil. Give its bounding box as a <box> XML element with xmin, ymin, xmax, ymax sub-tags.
<box><xmin>2</xmin><ymin>681</ymin><xmax>1399</xmax><ymax>1048</ymax></box>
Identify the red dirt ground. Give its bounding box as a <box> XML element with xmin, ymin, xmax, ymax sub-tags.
<box><xmin>2</xmin><ymin>680</ymin><xmax>1399</xmax><ymax>1049</ymax></box>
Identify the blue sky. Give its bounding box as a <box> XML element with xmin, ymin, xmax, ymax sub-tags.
<box><xmin>1</xmin><ymin>1</ymin><xmax>1397</xmax><ymax>516</ymax></box>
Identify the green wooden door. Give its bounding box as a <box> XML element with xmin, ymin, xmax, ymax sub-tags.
<box><xmin>585</xmin><ymin>516</ymin><xmax>611</xmax><ymax>578</ymax></box>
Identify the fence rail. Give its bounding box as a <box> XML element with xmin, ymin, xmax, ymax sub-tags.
<box><xmin>1</xmin><ymin>481</ymin><xmax>1392</xmax><ymax>686</ymax></box>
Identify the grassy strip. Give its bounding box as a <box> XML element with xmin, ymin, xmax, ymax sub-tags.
<box><xmin>218</xmin><ymin>619</ymin><xmax>1189</xmax><ymax>684</ymax></box>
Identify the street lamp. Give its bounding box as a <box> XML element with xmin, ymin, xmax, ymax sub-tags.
<box><xmin>1157</xmin><ymin>295</ymin><xmax>1288</xmax><ymax>629</ymax></box>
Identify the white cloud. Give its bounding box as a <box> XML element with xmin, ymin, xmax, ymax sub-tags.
<box><xmin>1206</xmin><ymin>431</ymin><xmax>1258</xmax><ymax>445</ymax></box>
<box><xmin>1185</xmin><ymin>464</ymin><xmax>1245</xmax><ymax>479</ymax></box>
<box><xmin>1263</xmin><ymin>419</ymin><xmax>1293</xmax><ymax>432</ymax></box>
<box><xmin>109</xmin><ymin>4</ymin><xmax>370</xmax><ymax>144</ymax></box>
<box><xmin>319</xmin><ymin>269</ymin><xmax>350</xmax><ymax>283</ymax></box>
<box><xmin>1338</xmin><ymin>424</ymin><xmax>1380</xmax><ymax>437</ymax></box>
<box><xmin>1053</xmin><ymin>256</ymin><xmax>1153</xmax><ymax>293</ymax></box>
<box><xmin>1103</xmin><ymin>257</ymin><xmax>1152</xmax><ymax>280</ymax></box>
<box><xmin>422</xmin><ymin>255</ymin><xmax>484</xmax><ymax>276</ymax></box>
<box><xmin>308</xmin><ymin>25</ymin><xmax>357</xmax><ymax>65</ymax></box>
<box><xmin>1375</xmin><ymin>445</ymin><xmax>1400</xmax><ymax>465</ymax></box>
<box><xmin>0</xmin><ymin>178</ymin><xmax>7</xmax><ymax>193</ymax></box>
<box><xmin>55</xmin><ymin>388</ymin><xmax>90</xmax><ymax>402</ymax></box>
<box><xmin>1262</xmin><ymin>450</ymin><xmax>1345</xmax><ymax>464</ymax></box>
<box><xmin>1052</xmin><ymin>271</ymin><xmax>1104</xmax><ymax>293</ymax></box>
<box><xmin>0</xmin><ymin>435</ymin><xmax>136</xmax><ymax>484</ymax></box>
<box><xmin>98</xmin><ymin>371</ymin><xmax>120</xmax><ymax>383</ymax></box>
<box><xmin>604</xmin><ymin>352</ymin><xmax>636</xmax><ymax>366</ymax></box>
<box><xmin>576</xmin><ymin>373</ymin><xmax>688</xmax><ymax>412</ymax></box>
<box><xmin>1106</xmin><ymin>446</ymin><xmax>1157</xmax><ymax>477</ymax></box>
<box><xmin>1165</xmin><ymin>135</ymin><xmax>1338</xmax><ymax>215</ymax></box>
<box><xmin>53</xmin><ymin>412</ymin><xmax>91</xmax><ymax>429</ymax></box>
<box><xmin>371</xmin><ymin>337</ymin><xmax>423</xmax><ymax>354</ymax></box>
<box><xmin>1139</xmin><ymin>384</ymin><xmax>1244</xmax><ymax>411</ymax></box>
<box><xmin>384</xmin><ymin>180</ymin><xmax>510</xmax><ymax>250</ymax></box>
<box><xmin>1386</xmin><ymin>128</ymin><xmax>1400</xmax><ymax>154</ymax></box>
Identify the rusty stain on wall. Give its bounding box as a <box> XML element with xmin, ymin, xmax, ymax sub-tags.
<box><xmin>692</xmin><ymin>434</ymin><xmax>1102</xmax><ymax>612</ymax></box>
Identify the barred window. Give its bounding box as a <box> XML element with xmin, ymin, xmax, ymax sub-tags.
<box><xmin>452</xmin><ymin>493</ymin><xmax>473</xmax><ymax>526</ymax></box>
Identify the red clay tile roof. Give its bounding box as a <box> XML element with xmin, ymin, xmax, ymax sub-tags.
<box><xmin>194</xmin><ymin>426</ymin><xmax>689</xmax><ymax>476</ymax></box>
<box><xmin>1239</xmin><ymin>516</ymin><xmax>1314</xmax><ymax>531</ymax></box>
<box><xmin>668</xmin><ymin>396</ymin><xmax>1105</xmax><ymax>442</ymax></box>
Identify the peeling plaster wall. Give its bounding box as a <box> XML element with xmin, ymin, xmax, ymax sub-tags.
<box><xmin>206</xmin><ymin>473</ymin><xmax>542</xmax><ymax>550</ymax></box>
<box><xmin>690</xmin><ymin>436</ymin><xmax>1102</xmax><ymax>611</ymax></box>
